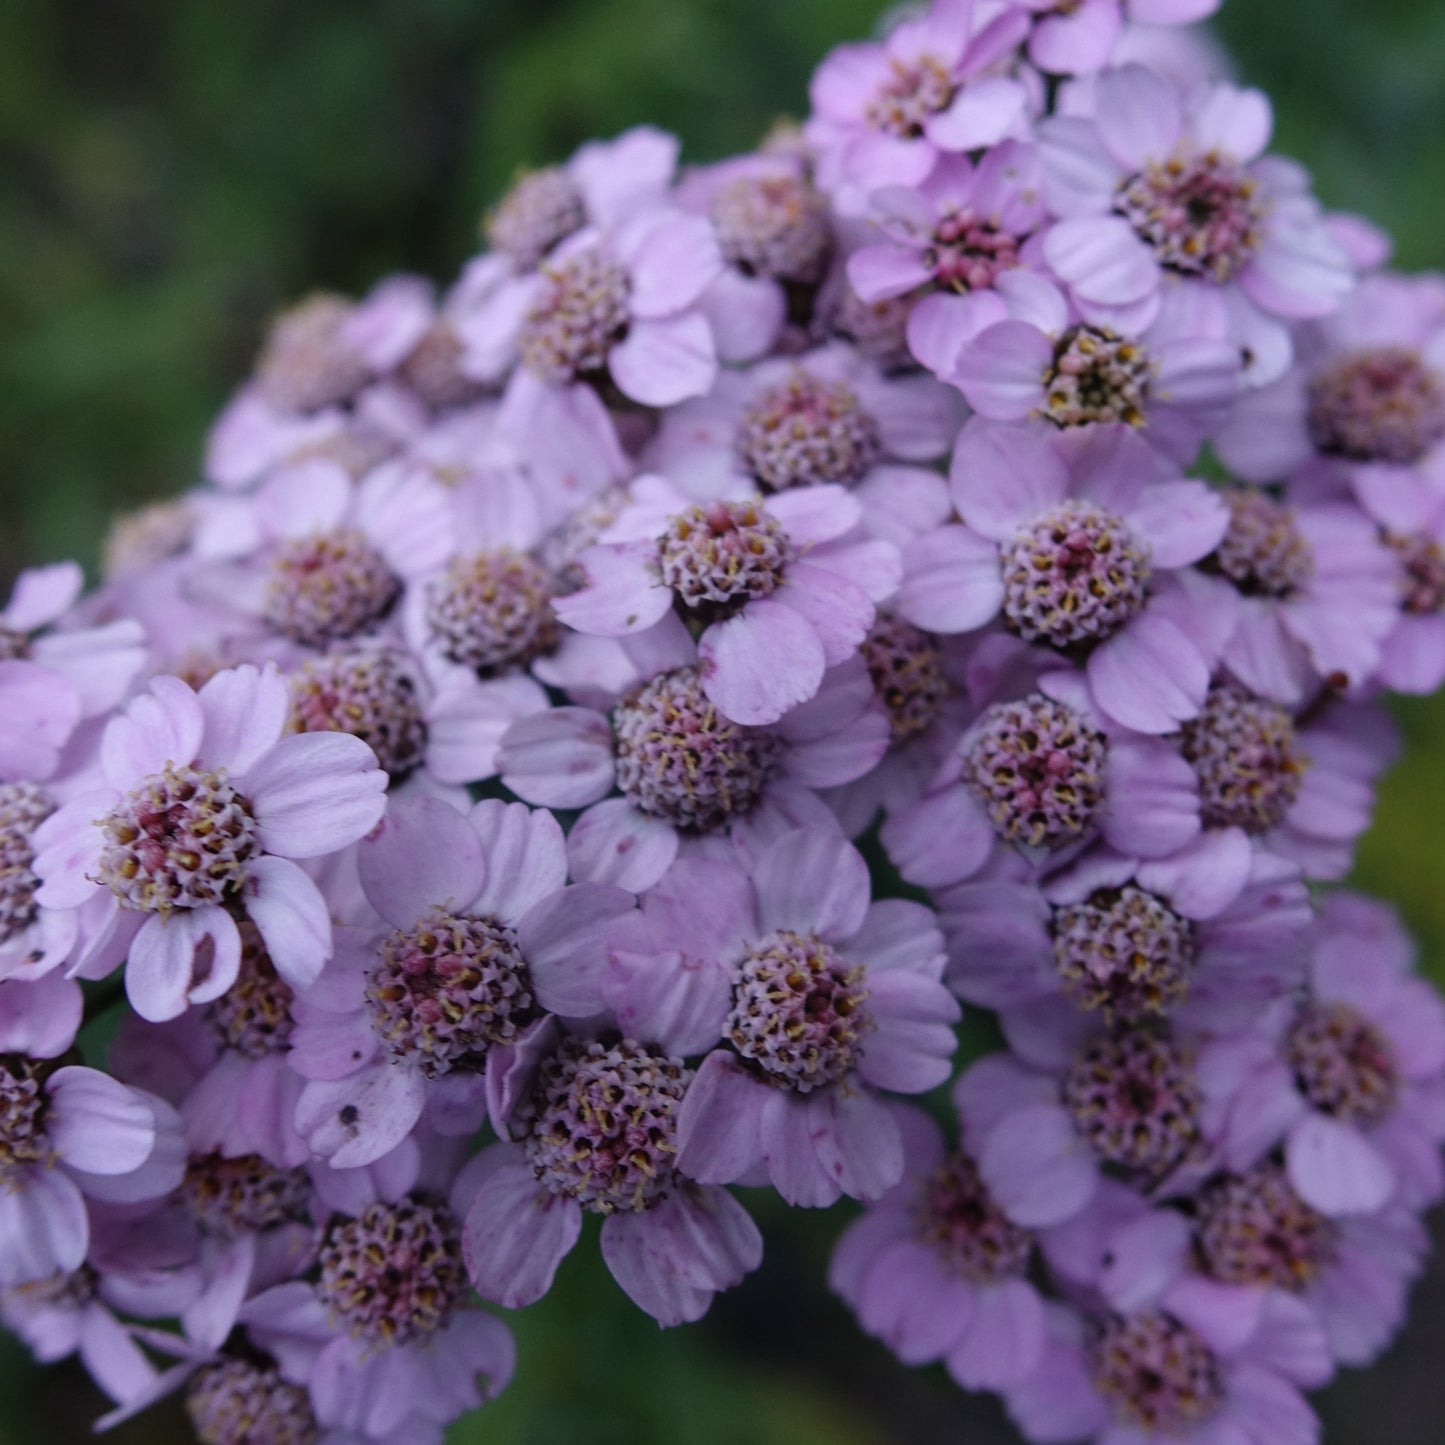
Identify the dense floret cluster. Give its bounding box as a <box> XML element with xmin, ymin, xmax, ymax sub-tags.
<box><xmin>3</xmin><ymin>3</ymin><xmax>1444</xmax><ymax>1441</ymax></box>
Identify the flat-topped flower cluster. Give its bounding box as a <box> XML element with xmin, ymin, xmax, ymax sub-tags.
<box><xmin>2</xmin><ymin>2</ymin><xmax>1444</xmax><ymax>1441</ymax></box>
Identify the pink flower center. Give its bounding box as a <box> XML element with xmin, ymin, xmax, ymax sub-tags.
<box><xmin>711</xmin><ymin>172</ymin><xmax>833</xmax><ymax>285</ymax></box>
<box><xmin>1062</xmin><ymin>1029</ymin><xmax>1203</xmax><ymax>1178</ymax></box>
<box><xmin>206</xmin><ymin>921</ymin><xmax>296</xmax><ymax>1058</ymax></box>
<box><xmin>290</xmin><ymin>646</ymin><xmax>428</xmax><ymax>779</ymax></box>
<box><xmin>1180</xmin><ymin>684</ymin><xmax>1308</xmax><ymax>835</ymax></box>
<box><xmin>486</xmin><ymin>166</ymin><xmax>587</xmax><ymax>272</ymax></box>
<box><xmin>1091</xmin><ymin>1311</ymin><xmax>1225</xmax><ymax>1433</ymax></box>
<box><xmin>1052</xmin><ymin>886</ymin><xmax>1196</xmax><ymax>1021</ymax></box>
<box><xmin>317</xmin><ymin>1197</ymin><xmax>467</xmax><ymax>1346</ymax></box>
<box><xmin>518</xmin><ymin>248</ymin><xmax>631</xmax><ymax>384</ymax></box>
<box><xmin>366</xmin><ymin>908</ymin><xmax>534</xmax><ymax>1077</ymax></box>
<box><xmin>860</xmin><ymin>614</ymin><xmax>948</xmax><ymax>746</ymax></box>
<box><xmin>964</xmin><ymin>694</ymin><xmax>1108</xmax><ymax>850</ymax></box>
<box><xmin>726</xmin><ymin>929</ymin><xmax>872</xmax><ymax>1092</ymax></box>
<box><xmin>98</xmin><ymin>763</ymin><xmax>258</xmax><ymax>914</ymax></box>
<box><xmin>425</xmin><ymin>547</ymin><xmax>558</xmax><ymax>673</ymax></box>
<box><xmin>523</xmin><ymin>1037</ymin><xmax>691</xmax><ymax>1214</ymax></box>
<box><xmin>865</xmin><ymin>56</ymin><xmax>957</xmax><ymax>139</ymax></box>
<box><xmin>1389</xmin><ymin>531</ymin><xmax>1445</xmax><ymax>616</ymax></box>
<box><xmin>1212</xmin><ymin>489</ymin><xmax>1313</xmax><ymax>598</ymax></box>
<box><xmin>1043</xmin><ymin>326</ymin><xmax>1152</xmax><ymax>428</ymax></box>
<box><xmin>915</xmin><ymin>1151</ymin><xmax>1034</xmax><ymax>1282</ymax></box>
<box><xmin>398</xmin><ymin>318</ymin><xmax>482</xmax><ymax>411</ymax></box>
<box><xmin>264</xmin><ymin>526</ymin><xmax>401</xmax><ymax>647</ymax></box>
<box><xmin>1307</xmin><ymin>346</ymin><xmax>1445</xmax><ymax>465</ymax></box>
<box><xmin>656</xmin><ymin>500</ymin><xmax>794</xmax><ymax>613</ymax></box>
<box><xmin>835</xmin><ymin>286</ymin><xmax>915</xmax><ymax>370</ymax></box>
<box><xmin>612</xmin><ymin>666</ymin><xmax>782</xmax><ymax>833</ymax></box>
<box><xmin>181</xmin><ymin>1151</ymin><xmax>312</xmax><ymax>1239</ymax></box>
<box><xmin>1116</xmin><ymin>147</ymin><xmax>1265</xmax><ymax>282</ymax></box>
<box><xmin>1287</xmin><ymin>1001</ymin><xmax>1397</xmax><ymax>1125</ymax></box>
<box><xmin>926</xmin><ymin>206</ymin><xmax>1021</xmax><ymax>292</ymax></box>
<box><xmin>736</xmin><ymin>370</ymin><xmax>881</xmax><ymax>492</ymax></box>
<box><xmin>1001</xmin><ymin>499</ymin><xmax>1153</xmax><ymax>647</ymax></box>
<box><xmin>256</xmin><ymin>293</ymin><xmax>369</xmax><ymax>414</ymax></box>
<box><xmin>0</xmin><ymin>782</ymin><xmax>54</xmax><ymax>944</ymax></box>
<box><xmin>1197</xmin><ymin>1162</ymin><xmax>1335</xmax><ymax>1291</ymax></box>
<box><xmin>0</xmin><ymin>1058</ymin><xmax>52</xmax><ymax>1181</ymax></box>
<box><xmin>187</xmin><ymin>1359</ymin><xmax>319</xmax><ymax>1445</ymax></box>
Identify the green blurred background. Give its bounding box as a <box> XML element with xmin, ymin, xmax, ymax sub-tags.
<box><xmin>2</xmin><ymin>0</ymin><xmax>1444</xmax><ymax>1440</ymax></box>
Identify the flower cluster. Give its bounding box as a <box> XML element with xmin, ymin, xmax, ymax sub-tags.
<box><xmin>2</xmin><ymin>2</ymin><xmax>1444</xmax><ymax>1441</ymax></box>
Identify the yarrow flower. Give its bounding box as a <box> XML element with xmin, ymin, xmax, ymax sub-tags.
<box><xmin>8</xmin><ymin>2</ymin><xmax>1445</xmax><ymax>1439</ymax></box>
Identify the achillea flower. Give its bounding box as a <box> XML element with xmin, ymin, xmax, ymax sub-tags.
<box><xmin>554</xmin><ymin>475</ymin><xmax>901</xmax><ymax>725</ymax></box>
<box><xmin>899</xmin><ymin>420</ymin><xmax>1231</xmax><ymax>733</ymax></box>
<box><xmin>831</xmin><ymin>1104</ymin><xmax>1046</xmax><ymax>1388</ymax></box>
<box><xmin>1202</xmin><ymin>893</ymin><xmax>1445</xmax><ymax>1218</ymax></box>
<box><xmin>653</xmin><ymin>829</ymin><xmax>958</xmax><ymax>1207</ymax></box>
<box><xmin>32</xmin><ymin>666</ymin><xmax>387</xmax><ymax>1020</ymax></box>
<box><xmin>1038</xmin><ymin>66</ymin><xmax>1353</xmax><ymax>383</ymax></box>
<box><xmin>1008</xmin><ymin>0</ymin><xmax>1222</xmax><ymax>78</ymax></box>
<box><xmin>0</xmin><ymin>974</ymin><xmax>184</xmax><ymax>1286</ymax></box>
<box><xmin>805</xmin><ymin>0</ymin><xmax>1033</xmax><ymax>212</ymax></box>
<box><xmin>290</xmin><ymin>795</ymin><xmax>633</xmax><ymax>1169</ymax></box>
<box><xmin>498</xmin><ymin>645</ymin><xmax>890</xmax><ymax>893</ymax></box>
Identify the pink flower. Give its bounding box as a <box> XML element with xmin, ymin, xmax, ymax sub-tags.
<box><xmin>952</xmin><ymin>272</ymin><xmax>1240</xmax><ymax>461</ymax></box>
<box><xmin>1008</xmin><ymin>0</ymin><xmax>1222</xmax><ymax>78</ymax></box>
<box><xmin>456</xmin><ymin>208</ymin><xmax>722</xmax><ymax>408</ymax></box>
<box><xmin>290</xmin><ymin>795</ymin><xmax>634</xmax><ymax>1169</ymax></box>
<box><xmin>0</xmin><ymin>974</ymin><xmax>184</xmax><ymax>1287</ymax></box>
<box><xmin>32</xmin><ymin>666</ymin><xmax>387</xmax><ymax>1021</ymax></box>
<box><xmin>806</xmin><ymin>0</ymin><xmax>1033</xmax><ymax>213</ymax></box>
<box><xmin>1202</xmin><ymin>893</ymin><xmax>1445</xmax><ymax>1218</ymax></box>
<box><xmin>656</xmin><ymin>829</ymin><xmax>959</xmax><ymax>1207</ymax></box>
<box><xmin>831</xmin><ymin>1103</ymin><xmax>1047</xmax><ymax>1389</ymax></box>
<box><xmin>498</xmin><ymin>646</ymin><xmax>890</xmax><ymax>894</ymax></box>
<box><xmin>1038</xmin><ymin>65</ymin><xmax>1354</xmax><ymax>383</ymax></box>
<box><xmin>460</xmin><ymin>1033</ymin><xmax>762</xmax><ymax>1325</ymax></box>
<box><xmin>555</xmin><ymin>476</ymin><xmax>901</xmax><ymax>725</ymax></box>
<box><xmin>900</xmin><ymin>420</ymin><xmax>1232</xmax><ymax>733</ymax></box>
<box><xmin>1004</xmin><ymin>1196</ymin><xmax>1331</xmax><ymax>1445</ymax></box>
<box><xmin>845</xmin><ymin>145</ymin><xmax>1050</xmax><ymax>374</ymax></box>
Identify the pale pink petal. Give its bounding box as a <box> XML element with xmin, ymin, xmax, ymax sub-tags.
<box><xmin>294</xmin><ymin>1065</ymin><xmax>426</xmax><ymax>1169</ymax></box>
<box><xmin>753</xmin><ymin>828</ymin><xmax>869</xmax><ymax>940</ymax></box>
<box><xmin>565</xmin><ymin>797</ymin><xmax>678</xmax><ymax>893</ymax></box>
<box><xmin>243</xmin><ymin>856</ymin><xmax>333</xmax><ymax>993</ymax></box>
<box><xmin>604</xmin><ymin>948</ymin><xmax>731</xmax><ymax>1058</ymax></box>
<box><xmin>0</xmin><ymin>974</ymin><xmax>83</xmax><ymax>1058</ymax></box>
<box><xmin>954</xmin><ymin>322</ymin><xmax>1053</xmax><ymax>419</ymax></box>
<box><xmin>1043</xmin><ymin>216</ymin><xmax>1159</xmax><ymax>307</ymax></box>
<box><xmin>897</xmin><ymin>526</ymin><xmax>1004</xmax><ymax>633</ymax></box>
<box><xmin>979</xmin><ymin>1103</ymin><xmax>1098</xmax><ymax>1227</ymax></box>
<box><xmin>675</xmin><ymin>1051</ymin><xmax>768</xmax><ymax>1185</ymax></box>
<box><xmin>1088</xmin><ymin>612</ymin><xmax>1211</xmax><ymax>734</ymax></box>
<box><xmin>0</xmin><ymin>1168</ymin><xmax>88</xmax><ymax>1286</ymax></box>
<box><xmin>925</xmin><ymin>75</ymin><xmax>1029</xmax><ymax>151</ymax></box>
<box><xmin>1287</xmin><ymin>1114</ymin><xmax>1396</xmax><ymax>1216</ymax></box>
<box><xmin>775</xmin><ymin>566</ymin><xmax>875</xmax><ymax>669</ymax></box>
<box><xmin>699</xmin><ymin>599</ymin><xmax>827</xmax><ymax>726</ymax></box>
<box><xmin>358</xmin><ymin>795</ymin><xmax>483</xmax><ymax>929</ymax></box>
<box><xmin>46</xmin><ymin>1067</ymin><xmax>156</xmax><ymax>1174</ymax></box>
<box><xmin>949</xmin><ymin>420</ymin><xmax>1069</xmax><ymax>538</ymax></box>
<box><xmin>496</xmin><ymin>707</ymin><xmax>616</xmax><ymax>808</ymax></box>
<box><xmin>609</xmin><ymin>314</ymin><xmax>717</xmax><ymax>407</ymax></box>
<box><xmin>198</xmin><ymin>664</ymin><xmax>290</xmax><ymax>777</ymax></box>
<box><xmin>552</xmin><ymin>542</ymin><xmax>672</xmax><ymax>636</ymax></box>
<box><xmin>246</xmin><ymin>732</ymin><xmax>388</xmax><ymax>858</ymax></box>
<box><xmin>947</xmin><ymin>1278</ymin><xmax>1047</xmax><ymax>1390</ymax></box>
<box><xmin>125</xmin><ymin>909</ymin><xmax>241</xmax><ymax>1023</ymax></box>
<box><xmin>518</xmin><ymin>883</ymin><xmax>636</xmax><ymax>1018</ymax></box>
<box><xmin>1095</xmin><ymin>64</ymin><xmax>1183</xmax><ymax>170</ymax></box>
<box><xmin>3</xmin><ymin>562</ymin><xmax>83</xmax><ymax>631</ymax></box>
<box><xmin>463</xmin><ymin>1160</ymin><xmax>582</xmax><ymax>1308</ymax></box>
<box><xmin>848</xmin><ymin>243</ymin><xmax>933</xmax><ymax>303</ymax></box>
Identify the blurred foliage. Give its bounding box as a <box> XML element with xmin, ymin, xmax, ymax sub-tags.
<box><xmin>1</xmin><ymin>1</ymin><xmax>1444</xmax><ymax>1442</ymax></box>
